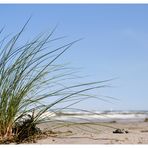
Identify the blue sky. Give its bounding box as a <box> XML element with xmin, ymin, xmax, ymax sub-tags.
<box><xmin>0</xmin><ymin>4</ymin><xmax>148</xmax><ymax>110</ymax></box>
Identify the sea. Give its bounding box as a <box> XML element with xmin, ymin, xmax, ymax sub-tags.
<box><xmin>49</xmin><ymin>110</ymin><xmax>148</xmax><ymax>123</ymax></box>
<box><xmin>17</xmin><ymin>110</ymin><xmax>148</xmax><ymax>123</ymax></box>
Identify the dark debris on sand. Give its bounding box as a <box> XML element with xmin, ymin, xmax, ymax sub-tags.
<box><xmin>113</xmin><ymin>129</ymin><xmax>129</xmax><ymax>134</ymax></box>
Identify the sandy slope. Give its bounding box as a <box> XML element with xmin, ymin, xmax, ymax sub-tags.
<box><xmin>36</xmin><ymin>121</ymin><xmax>148</xmax><ymax>144</ymax></box>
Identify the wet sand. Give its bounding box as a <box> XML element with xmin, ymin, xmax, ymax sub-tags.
<box><xmin>36</xmin><ymin>121</ymin><xmax>148</xmax><ymax>144</ymax></box>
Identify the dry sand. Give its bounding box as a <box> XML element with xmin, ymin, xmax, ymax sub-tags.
<box><xmin>36</xmin><ymin>121</ymin><xmax>148</xmax><ymax>144</ymax></box>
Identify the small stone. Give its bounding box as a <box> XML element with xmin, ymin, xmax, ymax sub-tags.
<box><xmin>125</xmin><ymin>130</ymin><xmax>129</xmax><ymax>133</ymax></box>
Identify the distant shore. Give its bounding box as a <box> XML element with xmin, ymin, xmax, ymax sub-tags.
<box><xmin>36</xmin><ymin>120</ymin><xmax>148</xmax><ymax>144</ymax></box>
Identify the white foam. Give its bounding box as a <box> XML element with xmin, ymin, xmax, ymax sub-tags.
<box><xmin>51</xmin><ymin>112</ymin><xmax>148</xmax><ymax>122</ymax></box>
<box><xmin>15</xmin><ymin>111</ymin><xmax>148</xmax><ymax>123</ymax></box>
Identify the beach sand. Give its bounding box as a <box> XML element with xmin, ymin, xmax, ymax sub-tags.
<box><xmin>36</xmin><ymin>121</ymin><xmax>148</xmax><ymax>144</ymax></box>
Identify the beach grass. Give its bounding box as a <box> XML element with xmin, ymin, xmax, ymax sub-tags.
<box><xmin>0</xmin><ymin>19</ymin><xmax>111</xmax><ymax>143</ymax></box>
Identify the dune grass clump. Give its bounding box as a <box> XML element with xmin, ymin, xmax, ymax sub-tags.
<box><xmin>0</xmin><ymin>20</ymin><xmax>110</xmax><ymax>143</ymax></box>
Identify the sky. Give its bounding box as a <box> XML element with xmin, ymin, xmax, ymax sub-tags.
<box><xmin>0</xmin><ymin>4</ymin><xmax>148</xmax><ymax>111</ymax></box>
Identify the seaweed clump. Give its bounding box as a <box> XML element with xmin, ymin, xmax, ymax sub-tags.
<box><xmin>12</xmin><ymin>114</ymin><xmax>41</xmax><ymax>143</ymax></box>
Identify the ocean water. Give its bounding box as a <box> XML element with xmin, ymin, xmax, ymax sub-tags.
<box><xmin>49</xmin><ymin>110</ymin><xmax>148</xmax><ymax>123</ymax></box>
<box><xmin>16</xmin><ymin>110</ymin><xmax>148</xmax><ymax>123</ymax></box>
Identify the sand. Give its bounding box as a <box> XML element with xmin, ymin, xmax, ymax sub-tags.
<box><xmin>36</xmin><ymin>121</ymin><xmax>148</xmax><ymax>144</ymax></box>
